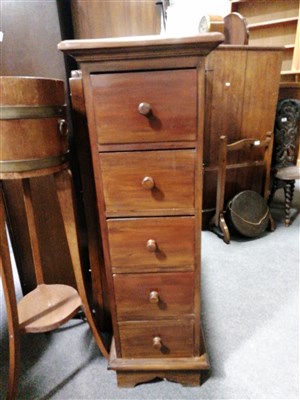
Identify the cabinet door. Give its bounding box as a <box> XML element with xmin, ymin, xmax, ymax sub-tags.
<box><xmin>71</xmin><ymin>0</ymin><xmax>162</xmax><ymax>39</ymax></box>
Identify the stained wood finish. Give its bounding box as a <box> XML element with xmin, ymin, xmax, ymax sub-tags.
<box><xmin>113</xmin><ymin>272</ymin><xmax>194</xmax><ymax>320</ymax></box>
<box><xmin>91</xmin><ymin>69</ymin><xmax>197</xmax><ymax>144</ymax></box>
<box><xmin>18</xmin><ymin>284</ymin><xmax>82</xmax><ymax>333</ymax></box>
<box><xmin>1</xmin><ymin>119</ymin><xmax>67</xmax><ymax>162</ymax></box>
<box><xmin>1</xmin><ymin>75</ymin><xmax>76</xmax><ymax>292</ymax></box>
<box><xmin>0</xmin><ymin>77</ymin><xmax>110</xmax><ymax>398</ymax></box>
<box><xmin>230</xmin><ymin>0</ymin><xmax>299</xmax><ymax>73</ymax></box>
<box><xmin>57</xmin><ymin>33</ymin><xmax>225</xmax><ymax>61</ymax></box>
<box><xmin>279</xmin><ymin>82</ymin><xmax>300</xmax><ymax>167</ymax></box>
<box><xmin>203</xmin><ymin>46</ymin><xmax>283</xmax><ymax>224</ymax></box>
<box><xmin>107</xmin><ymin>217</ymin><xmax>195</xmax><ymax>272</ymax></box>
<box><xmin>0</xmin><ymin>78</ymin><xmax>73</xmax><ymax>289</ymax></box>
<box><xmin>0</xmin><ymin>184</ymin><xmax>20</xmax><ymax>400</ymax></box>
<box><xmin>292</xmin><ymin>6</ymin><xmax>300</xmax><ymax>71</ymax></box>
<box><xmin>71</xmin><ymin>0</ymin><xmax>162</xmax><ymax>39</ymax></box>
<box><xmin>101</xmin><ymin>150</ymin><xmax>195</xmax><ymax>216</ymax></box>
<box><xmin>210</xmin><ymin>134</ymin><xmax>273</xmax><ymax>243</ymax></box>
<box><xmin>224</xmin><ymin>12</ymin><xmax>249</xmax><ymax>45</ymax></box>
<box><xmin>269</xmin><ymin>98</ymin><xmax>300</xmax><ymax>226</ymax></box>
<box><xmin>116</xmin><ymin>371</ymin><xmax>202</xmax><ymax>388</ymax></box>
<box><xmin>0</xmin><ymin>77</ymin><xmax>65</xmax><ymax>105</ymax></box>
<box><xmin>59</xmin><ymin>34</ymin><xmax>224</xmax><ymax>387</ymax></box>
<box><xmin>69</xmin><ymin>72</ymin><xmax>111</xmax><ymax>329</ymax></box>
<box><xmin>118</xmin><ymin>320</ymin><xmax>194</xmax><ymax>358</ymax></box>
<box><xmin>54</xmin><ymin>169</ymin><xmax>109</xmax><ymax>357</ymax></box>
<box><xmin>279</xmin><ymin>82</ymin><xmax>300</xmax><ymax>101</ymax></box>
<box><xmin>0</xmin><ymin>77</ymin><xmax>68</xmax><ymax>177</ymax></box>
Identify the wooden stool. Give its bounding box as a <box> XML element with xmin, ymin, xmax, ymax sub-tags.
<box><xmin>0</xmin><ymin>76</ymin><xmax>108</xmax><ymax>399</ymax></box>
<box><xmin>269</xmin><ymin>98</ymin><xmax>300</xmax><ymax>226</ymax></box>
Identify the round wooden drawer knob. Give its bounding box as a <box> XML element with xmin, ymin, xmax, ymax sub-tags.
<box><xmin>142</xmin><ymin>176</ymin><xmax>155</xmax><ymax>190</ymax></box>
<box><xmin>146</xmin><ymin>239</ymin><xmax>157</xmax><ymax>252</ymax></box>
<box><xmin>149</xmin><ymin>290</ymin><xmax>159</xmax><ymax>304</ymax></box>
<box><xmin>138</xmin><ymin>102</ymin><xmax>151</xmax><ymax>116</ymax></box>
<box><xmin>153</xmin><ymin>336</ymin><xmax>162</xmax><ymax>350</ymax></box>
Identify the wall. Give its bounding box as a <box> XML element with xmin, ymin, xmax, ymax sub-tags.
<box><xmin>0</xmin><ymin>0</ymin><xmax>65</xmax><ymax>79</ymax></box>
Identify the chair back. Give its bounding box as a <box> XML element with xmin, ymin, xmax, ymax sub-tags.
<box><xmin>273</xmin><ymin>98</ymin><xmax>300</xmax><ymax>168</ymax></box>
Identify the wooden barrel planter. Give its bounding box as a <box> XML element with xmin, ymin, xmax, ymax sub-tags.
<box><xmin>0</xmin><ymin>76</ymin><xmax>109</xmax><ymax>399</ymax></box>
<box><xmin>0</xmin><ymin>76</ymin><xmax>68</xmax><ymax>179</ymax></box>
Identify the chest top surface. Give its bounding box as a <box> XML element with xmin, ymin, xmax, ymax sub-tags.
<box><xmin>58</xmin><ymin>33</ymin><xmax>224</xmax><ymax>63</ymax></box>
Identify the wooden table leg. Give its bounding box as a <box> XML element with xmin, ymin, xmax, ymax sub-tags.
<box><xmin>54</xmin><ymin>169</ymin><xmax>109</xmax><ymax>358</ymax></box>
<box><xmin>0</xmin><ymin>184</ymin><xmax>20</xmax><ymax>399</ymax></box>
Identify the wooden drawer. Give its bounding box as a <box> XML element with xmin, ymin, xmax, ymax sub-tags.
<box><xmin>101</xmin><ymin>150</ymin><xmax>195</xmax><ymax>216</ymax></box>
<box><xmin>119</xmin><ymin>320</ymin><xmax>194</xmax><ymax>358</ymax></box>
<box><xmin>114</xmin><ymin>272</ymin><xmax>194</xmax><ymax>320</ymax></box>
<box><xmin>107</xmin><ymin>217</ymin><xmax>195</xmax><ymax>273</ymax></box>
<box><xmin>91</xmin><ymin>69</ymin><xmax>197</xmax><ymax>145</ymax></box>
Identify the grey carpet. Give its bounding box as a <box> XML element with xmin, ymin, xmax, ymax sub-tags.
<box><xmin>1</xmin><ymin>184</ymin><xmax>299</xmax><ymax>400</ymax></box>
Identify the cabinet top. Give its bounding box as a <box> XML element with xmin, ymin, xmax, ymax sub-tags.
<box><xmin>57</xmin><ymin>33</ymin><xmax>224</xmax><ymax>63</ymax></box>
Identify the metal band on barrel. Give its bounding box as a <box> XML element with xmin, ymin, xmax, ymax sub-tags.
<box><xmin>0</xmin><ymin>105</ymin><xmax>66</xmax><ymax>120</ymax></box>
<box><xmin>0</xmin><ymin>153</ymin><xmax>69</xmax><ymax>173</ymax></box>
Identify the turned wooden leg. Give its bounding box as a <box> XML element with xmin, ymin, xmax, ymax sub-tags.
<box><xmin>0</xmin><ymin>184</ymin><xmax>20</xmax><ymax>400</ymax></box>
<box><xmin>284</xmin><ymin>180</ymin><xmax>295</xmax><ymax>226</ymax></box>
<box><xmin>54</xmin><ymin>169</ymin><xmax>109</xmax><ymax>358</ymax></box>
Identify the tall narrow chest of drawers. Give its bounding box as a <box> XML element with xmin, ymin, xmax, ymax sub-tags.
<box><xmin>59</xmin><ymin>34</ymin><xmax>224</xmax><ymax>387</ymax></box>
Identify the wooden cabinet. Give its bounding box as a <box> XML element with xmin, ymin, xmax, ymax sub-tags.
<box><xmin>70</xmin><ymin>0</ymin><xmax>163</xmax><ymax>39</ymax></box>
<box><xmin>59</xmin><ymin>33</ymin><xmax>224</xmax><ymax>387</ymax></box>
<box><xmin>202</xmin><ymin>45</ymin><xmax>283</xmax><ymax>223</ymax></box>
<box><xmin>230</xmin><ymin>0</ymin><xmax>300</xmax><ymax>80</ymax></box>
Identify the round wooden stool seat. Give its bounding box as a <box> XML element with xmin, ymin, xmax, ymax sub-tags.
<box><xmin>18</xmin><ymin>284</ymin><xmax>82</xmax><ymax>333</ymax></box>
<box><xmin>275</xmin><ymin>165</ymin><xmax>300</xmax><ymax>180</ymax></box>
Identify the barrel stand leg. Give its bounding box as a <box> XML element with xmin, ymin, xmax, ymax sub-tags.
<box><xmin>0</xmin><ymin>184</ymin><xmax>20</xmax><ymax>399</ymax></box>
<box><xmin>209</xmin><ymin>136</ymin><xmax>230</xmax><ymax>244</ymax></box>
<box><xmin>54</xmin><ymin>169</ymin><xmax>109</xmax><ymax>358</ymax></box>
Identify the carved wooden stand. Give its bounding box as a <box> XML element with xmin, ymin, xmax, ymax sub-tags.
<box><xmin>269</xmin><ymin>98</ymin><xmax>300</xmax><ymax>226</ymax></box>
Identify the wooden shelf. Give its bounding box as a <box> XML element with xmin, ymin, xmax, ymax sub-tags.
<box><xmin>230</xmin><ymin>0</ymin><xmax>299</xmax><ymax>75</ymax></box>
<box><xmin>248</xmin><ymin>17</ymin><xmax>298</xmax><ymax>30</ymax></box>
<box><xmin>280</xmin><ymin>70</ymin><xmax>300</xmax><ymax>83</ymax></box>
<box><xmin>18</xmin><ymin>284</ymin><xmax>82</xmax><ymax>333</ymax></box>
